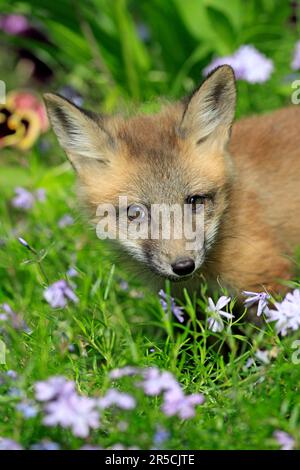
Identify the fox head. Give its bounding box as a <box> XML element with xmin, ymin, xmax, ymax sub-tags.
<box><xmin>44</xmin><ymin>65</ymin><xmax>236</xmax><ymax>282</ymax></box>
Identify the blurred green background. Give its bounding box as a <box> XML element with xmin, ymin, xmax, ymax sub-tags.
<box><xmin>0</xmin><ymin>0</ymin><xmax>299</xmax><ymax>118</ymax></box>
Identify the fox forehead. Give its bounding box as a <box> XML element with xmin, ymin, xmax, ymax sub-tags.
<box><xmin>115</xmin><ymin>103</ymin><xmax>182</xmax><ymax>162</ymax></box>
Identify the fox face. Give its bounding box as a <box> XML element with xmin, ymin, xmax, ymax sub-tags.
<box><xmin>44</xmin><ymin>65</ymin><xmax>236</xmax><ymax>282</ymax></box>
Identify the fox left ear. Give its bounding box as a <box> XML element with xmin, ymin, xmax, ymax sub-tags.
<box><xmin>179</xmin><ymin>65</ymin><xmax>236</xmax><ymax>146</ymax></box>
<box><xmin>43</xmin><ymin>93</ymin><xmax>115</xmax><ymax>172</ymax></box>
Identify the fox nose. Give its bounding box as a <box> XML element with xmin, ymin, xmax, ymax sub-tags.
<box><xmin>171</xmin><ymin>258</ymin><xmax>195</xmax><ymax>276</ymax></box>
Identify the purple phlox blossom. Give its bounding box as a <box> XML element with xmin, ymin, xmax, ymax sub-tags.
<box><xmin>138</xmin><ymin>367</ymin><xmax>178</xmax><ymax>396</ymax></box>
<box><xmin>0</xmin><ymin>438</ymin><xmax>23</xmax><ymax>450</ymax></box>
<box><xmin>16</xmin><ymin>401</ymin><xmax>38</xmax><ymax>419</ymax></box>
<box><xmin>35</xmin><ymin>188</ymin><xmax>46</xmax><ymax>202</ymax></box>
<box><xmin>243</xmin><ymin>358</ymin><xmax>255</xmax><ymax>371</ymax></box>
<box><xmin>136</xmin><ymin>23</ymin><xmax>150</xmax><ymax>42</ymax></box>
<box><xmin>204</xmin><ymin>45</ymin><xmax>274</xmax><ymax>84</ymax></box>
<box><xmin>254</xmin><ymin>349</ymin><xmax>270</xmax><ymax>365</ymax></box>
<box><xmin>58</xmin><ymin>214</ymin><xmax>74</xmax><ymax>228</ymax></box>
<box><xmin>162</xmin><ymin>386</ymin><xmax>205</xmax><ymax>419</ymax></box>
<box><xmin>0</xmin><ymin>303</ymin><xmax>13</xmax><ymax>321</ymax></box>
<box><xmin>0</xmin><ymin>303</ymin><xmax>29</xmax><ymax>331</ymax></box>
<box><xmin>11</xmin><ymin>187</ymin><xmax>35</xmax><ymax>210</ymax></box>
<box><xmin>31</xmin><ymin>440</ymin><xmax>60</xmax><ymax>451</ymax></box>
<box><xmin>266</xmin><ymin>289</ymin><xmax>300</xmax><ymax>336</ymax></box>
<box><xmin>80</xmin><ymin>445</ymin><xmax>103</xmax><ymax>450</ymax></box>
<box><xmin>66</xmin><ymin>267</ymin><xmax>78</xmax><ymax>278</ymax></box>
<box><xmin>159</xmin><ymin>290</ymin><xmax>184</xmax><ymax>323</ymax></box>
<box><xmin>8</xmin><ymin>387</ymin><xmax>25</xmax><ymax>398</ymax></box>
<box><xmin>153</xmin><ymin>426</ymin><xmax>170</xmax><ymax>446</ymax></box>
<box><xmin>58</xmin><ymin>86</ymin><xmax>83</xmax><ymax>107</ymax></box>
<box><xmin>44</xmin><ymin>280</ymin><xmax>78</xmax><ymax>308</ymax></box>
<box><xmin>119</xmin><ymin>280</ymin><xmax>129</xmax><ymax>291</ymax></box>
<box><xmin>109</xmin><ymin>365</ymin><xmax>204</xmax><ymax>420</ymax></box>
<box><xmin>0</xmin><ymin>14</ymin><xmax>29</xmax><ymax>35</ymax></box>
<box><xmin>273</xmin><ymin>430</ymin><xmax>295</xmax><ymax>450</ymax></box>
<box><xmin>109</xmin><ymin>366</ymin><xmax>139</xmax><ymax>379</ymax></box>
<box><xmin>6</xmin><ymin>370</ymin><xmax>17</xmax><ymax>379</ymax></box>
<box><xmin>207</xmin><ymin>296</ymin><xmax>233</xmax><ymax>332</ymax></box>
<box><xmin>43</xmin><ymin>393</ymin><xmax>99</xmax><ymax>438</ymax></box>
<box><xmin>138</xmin><ymin>367</ymin><xmax>204</xmax><ymax>420</ymax></box>
<box><xmin>35</xmin><ymin>376</ymin><xmax>76</xmax><ymax>402</ymax></box>
<box><xmin>36</xmin><ymin>376</ymin><xmax>100</xmax><ymax>438</ymax></box>
<box><xmin>11</xmin><ymin>187</ymin><xmax>46</xmax><ymax>211</ymax></box>
<box><xmin>291</xmin><ymin>41</ymin><xmax>300</xmax><ymax>70</ymax></box>
<box><xmin>243</xmin><ymin>291</ymin><xmax>270</xmax><ymax>316</ymax></box>
<box><xmin>97</xmin><ymin>389</ymin><xmax>136</xmax><ymax>410</ymax></box>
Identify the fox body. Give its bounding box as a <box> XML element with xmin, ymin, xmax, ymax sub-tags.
<box><xmin>44</xmin><ymin>66</ymin><xmax>300</xmax><ymax>297</ymax></box>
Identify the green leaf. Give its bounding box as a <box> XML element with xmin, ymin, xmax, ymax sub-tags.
<box><xmin>206</xmin><ymin>6</ymin><xmax>237</xmax><ymax>54</ymax></box>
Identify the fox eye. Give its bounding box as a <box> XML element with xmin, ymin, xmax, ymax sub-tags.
<box><xmin>127</xmin><ymin>204</ymin><xmax>146</xmax><ymax>222</ymax></box>
<box><xmin>186</xmin><ymin>194</ymin><xmax>209</xmax><ymax>212</ymax></box>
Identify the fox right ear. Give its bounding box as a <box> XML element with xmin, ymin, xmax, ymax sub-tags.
<box><xmin>179</xmin><ymin>65</ymin><xmax>236</xmax><ymax>146</ymax></box>
<box><xmin>43</xmin><ymin>93</ymin><xmax>115</xmax><ymax>171</ymax></box>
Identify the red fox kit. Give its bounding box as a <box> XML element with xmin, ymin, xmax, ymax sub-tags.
<box><xmin>44</xmin><ymin>65</ymin><xmax>299</xmax><ymax>296</ymax></box>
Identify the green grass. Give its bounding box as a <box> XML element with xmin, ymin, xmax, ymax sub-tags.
<box><xmin>0</xmin><ymin>144</ymin><xmax>300</xmax><ymax>450</ymax></box>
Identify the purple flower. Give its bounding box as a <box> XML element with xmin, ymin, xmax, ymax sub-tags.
<box><xmin>138</xmin><ymin>367</ymin><xmax>178</xmax><ymax>395</ymax></box>
<box><xmin>136</xmin><ymin>23</ymin><xmax>150</xmax><ymax>42</ymax></box>
<box><xmin>58</xmin><ymin>86</ymin><xmax>83</xmax><ymax>107</ymax></box>
<box><xmin>80</xmin><ymin>445</ymin><xmax>103</xmax><ymax>450</ymax></box>
<box><xmin>35</xmin><ymin>376</ymin><xmax>75</xmax><ymax>401</ymax></box>
<box><xmin>243</xmin><ymin>358</ymin><xmax>255</xmax><ymax>370</ymax></box>
<box><xmin>153</xmin><ymin>426</ymin><xmax>170</xmax><ymax>446</ymax></box>
<box><xmin>66</xmin><ymin>267</ymin><xmax>78</xmax><ymax>278</ymax></box>
<box><xmin>8</xmin><ymin>387</ymin><xmax>25</xmax><ymax>398</ymax></box>
<box><xmin>58</xmin><ymin>214</ymin><xmax>74</xmax><ymax>228</ymax></box>
<box><xmin>266</xmin><ymin>289</ymin><xmax>300</xmax><ymax>336</ymax></box>
<box><xmin>0</xmin><ymin>303</ymin><xmax>13</xmax><ymax>320</ymax></box>
<box><xmin>31</xmin><ymin>440</ymin><xmax>60</xmax><ymax>451</ymax></box>
<box><xmin>43</xmin><ymin>394</ymin><xmax>99</xmax><ymax>438</ymax></box>
<box><xmin>119</xmin><ymin>280</ymin><xmax>129</xmax><ymax>291</ymax></box>
<box><xmin>0</xmin><ymin>438</ymin><xmax>23</xmax><ymax>450</ymax></box>
<box><xmin>44</xmin><ymin>280</ymin><xmax>78</xmax><ymax>308</ymax></box>
<box><xmin>6</xmin><ymin>370</ymin><xmax>17</xmax><ymax>379</ymax></box>
<box><xmin>207</xmin><ymin>296</ymin><xmax>233</xmax><ymax>332</ymax></box>
<box><xmin>98</xmin><ymin>389</ymin><xmax>136</xmax><ymax>410</ymax></box>
<box><xmin>204</xmin><ymin>45</ymin><xmax>274</xmax><ymax>84</ymax></box>
<box><xmin>11</xmin><ymin>187</ymin><xmax>35</xmax><ymax>210</ymax></box>
<box><xmin>16</xmin><ymin>401</ymin><xmax>38</xmax><ymax>419</ymax></box>
<box><xmin>243</xmin><ymin>291</ymin><xmax>270</xmax><ymax>316</ymax></box>
<box><xmin>109</xmin><ymin>366</ymin><xmax>139</xmax><ymax>379</ymax></box>
<box><xmin>0</xmin><ymin>303</ymin><xmax>29</xmax><ymax>331</ymax></box>
<box><xmin>162</xmin><ymin>387</ymin><xmax>204</xmax><ymax>419</ymax></box>
<box><xmin>273</xmin><ymin>430</ymin><xmax>295</xmax><ymax>450</ymax></box>
<box><xmin>35</xmin><ymin>188</ymin><xmax>46</xmax><ymax>202</ymax></box>
<box><xmin>159</xmin><ymin>290</ymin><xmax>184</xmax><ymax>323</ymax></box>
<box><xmin>291</xmin><ymin>41</ymin><xmax>300</xmax><ymax>70</ymax></box>
<box><xmin>0</xmin><ymin>14</ymin><xmax>29</xmax><ymax>35</ymax></box>
<box><xmin>136</xmin><ymin>367</ymin><xmax>204</xmax><ymax>420</ymax></box>
<box><xmin>11</xmin><ymin>187</ymin><xmax>45</xmax><ymax>211</ymax></box>
<box><xmin>36</xmin><ymin>376</ymin><xmax>100</xmax><ymax>438</ymax></box>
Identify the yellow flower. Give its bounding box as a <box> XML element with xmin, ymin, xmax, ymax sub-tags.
<box><xmin>0</xmin><ymin>91</ymin><xmax>48</xmax><ymax>150</ymax></box>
